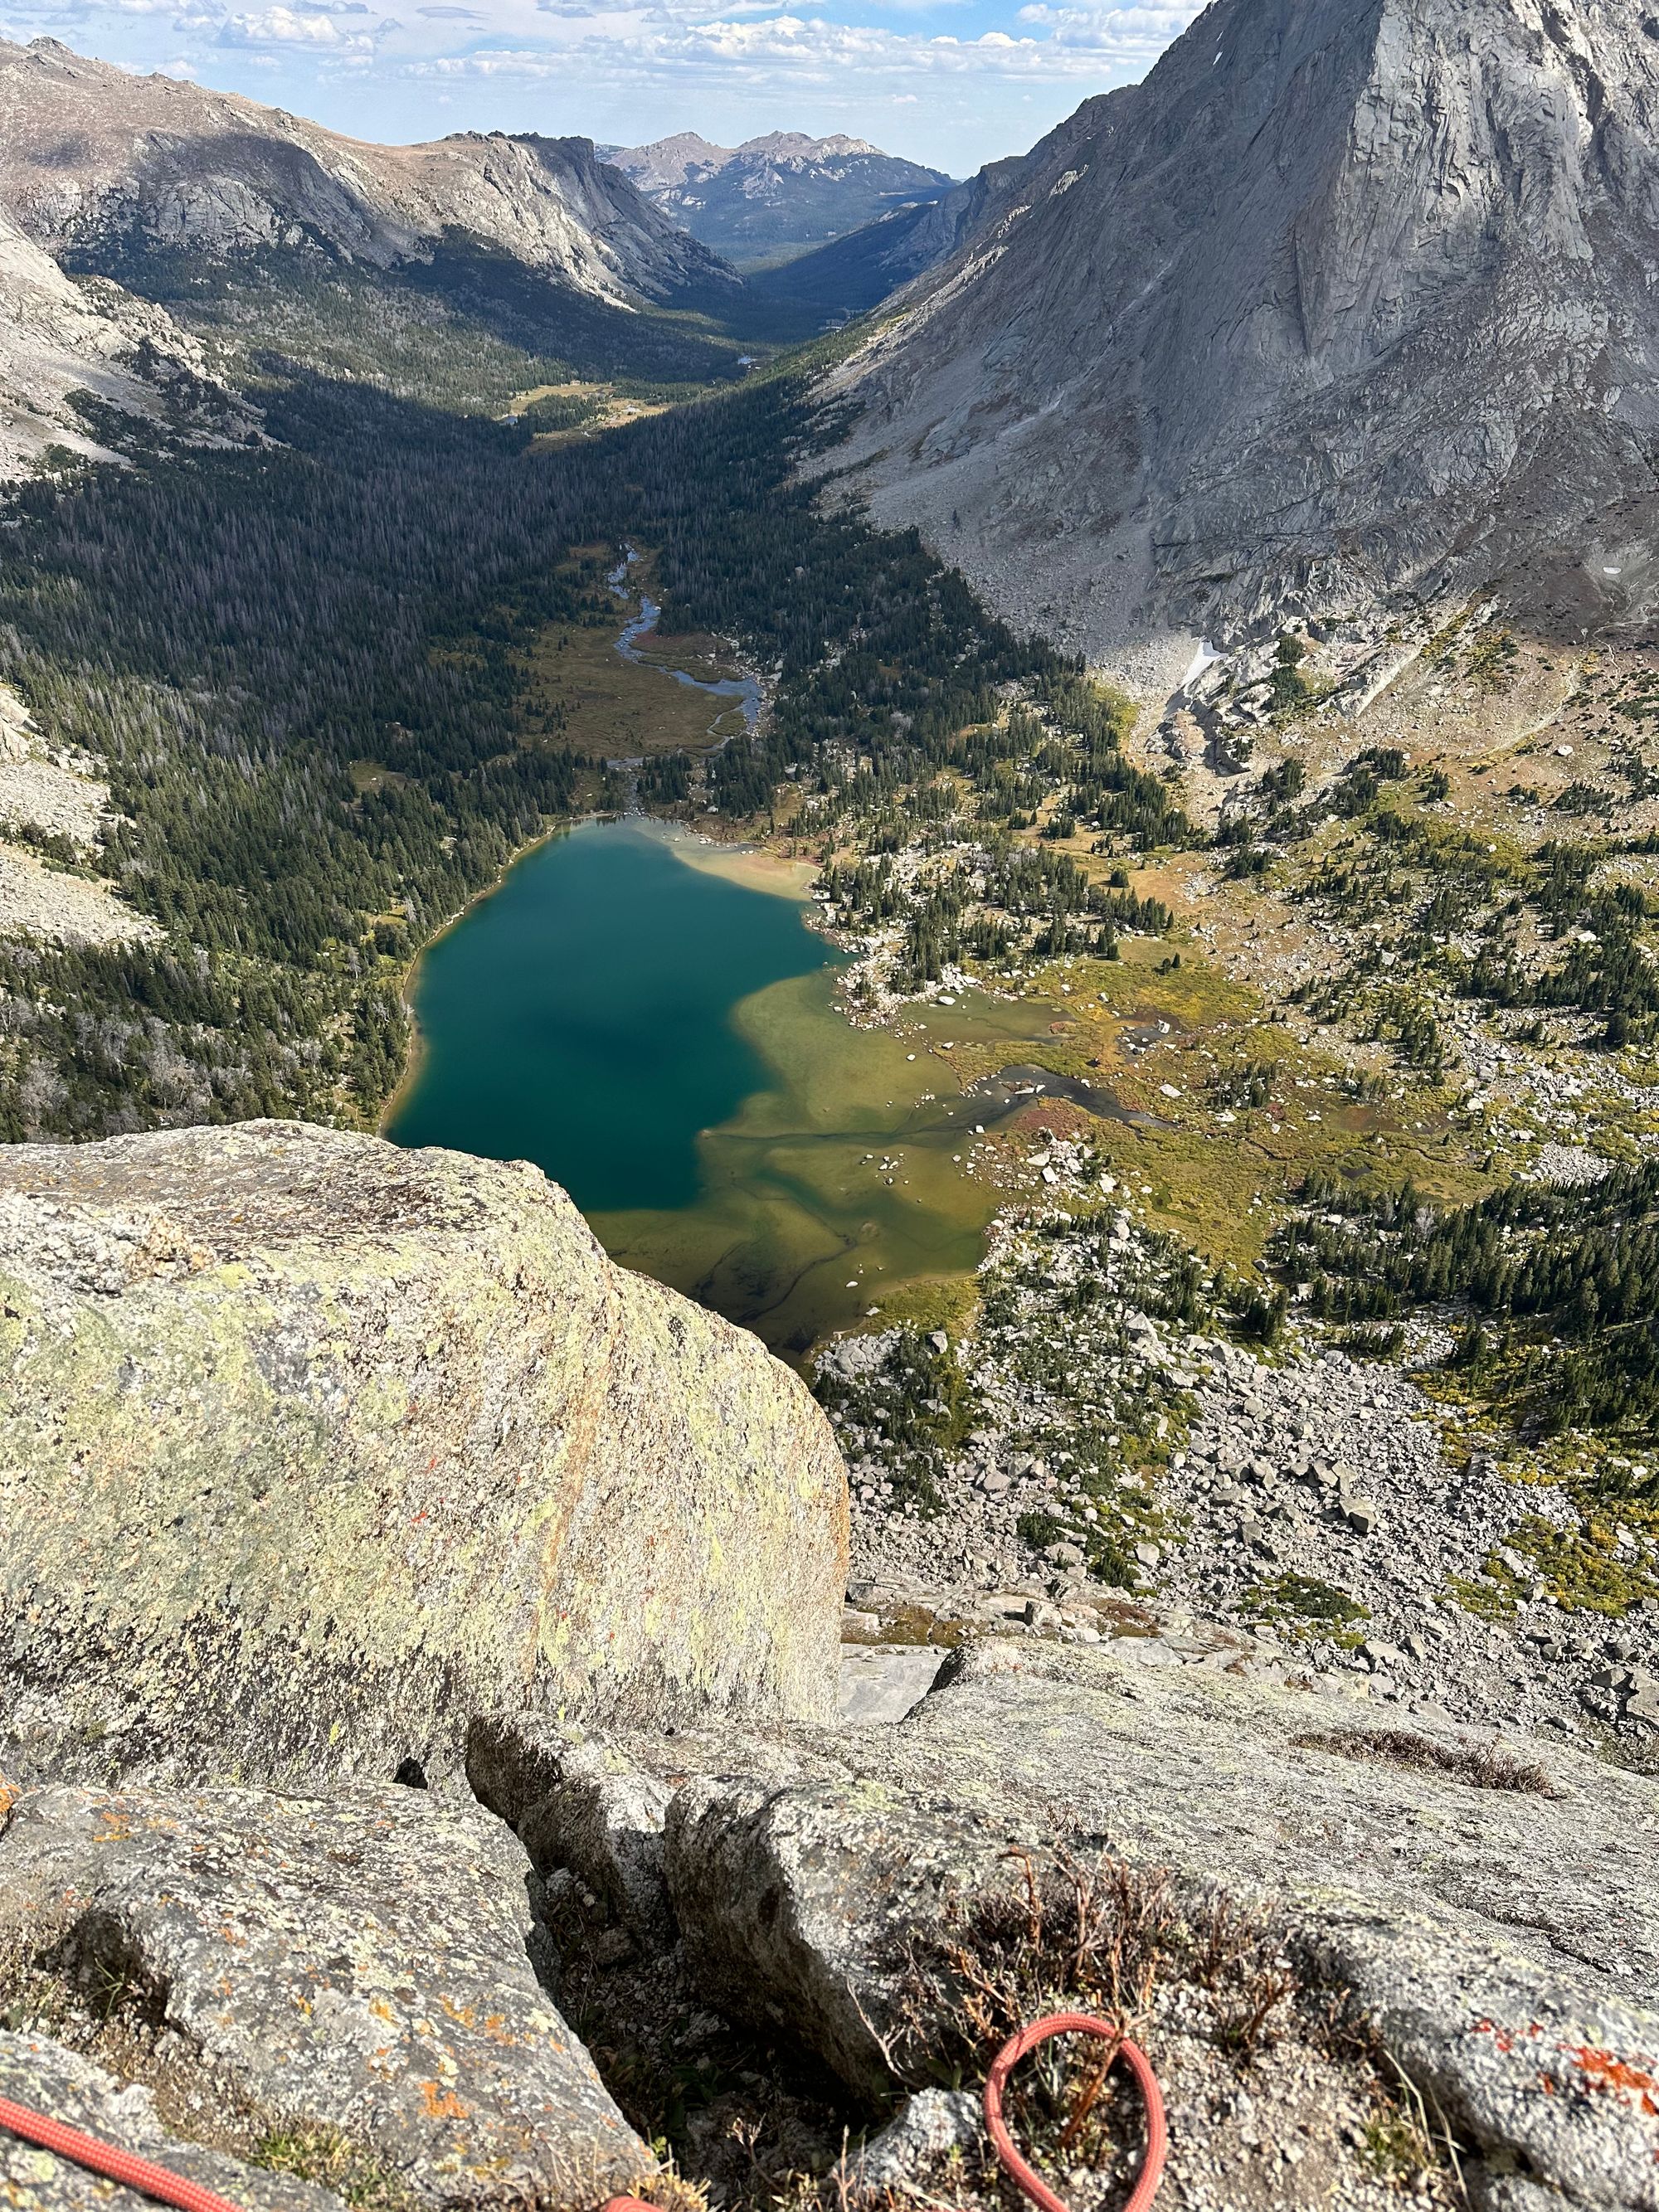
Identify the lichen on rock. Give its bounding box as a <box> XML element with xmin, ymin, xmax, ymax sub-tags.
<box><xmin>0</xmin><ymin>1121</ymin><xmax>849</xmax><ymax>1793</ymax></box>
<box><xmin>0</xmin><ymin>1777</ymin><xmax>657</xmax><ymax>2209</ymax></box>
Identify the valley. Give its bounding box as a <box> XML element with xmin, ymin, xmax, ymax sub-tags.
<box><xmin>1</xmin><ymin>9</ymin><xmax>1659</xmax><ymax>2211</ymax></box>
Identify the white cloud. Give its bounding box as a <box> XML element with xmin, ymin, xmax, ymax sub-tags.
<box><xmin>1014</xmin><ymin>0</ymin><xmax>1195</xmax><ymax>48</ymax></box>
<box><xmin>2</xmin><ymin>0</ymin><xmax>1204</xmax><ymax>170</ymax></box>
<box><xmin>220</xmin><ymin>4</ymin><xmax>377</xmax><ymax>42</ymax></box>
<box><xmin>403</xmin><ymin>7</ymin><xmax>1196</xmax><ymax>83</ymax></box>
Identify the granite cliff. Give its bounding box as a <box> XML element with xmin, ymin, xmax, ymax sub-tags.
<box><xmin>826</xmin><ymin>0</ymin><xmax>1659</xmax><ymax>664</ymax></box>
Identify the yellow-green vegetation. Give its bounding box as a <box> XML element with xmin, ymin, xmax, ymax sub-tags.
<box><xmin>860</xmin><ymin>1271</ymin><xmax>983</xmax><ymax>1343</ymax></box>
<box><xmin>346</xmin><ymin>758</ymin><xmax>408</xmax><ymax>795</ymax></box>
<box><xmin>255</xmin><ymin>2127</ymin><xmax>421</xmax><ymax>2212</ymax></box>
<box><xmin>928</xmin><ymin>941</ymin><xmax>1487</xmax><ymax>1276</ymax></box>
<box><xmin>517</xmin><ymin>545</ymin><xmax>752</xmax><ymax>761</ymax></box>
<box><xmin>1426</xmin><ymin>1412</ymin><xmax>1659</xmax><ymax>1621</ymax></box>
<box><xmin>1466</xmin><ymin>625</ymin><xmax>1520</xmax><ymax>692</ymax></box>
<box><xmin>1283</xmin><ymin>1159</ymin><xmax>1659</xmax><ymax>1618</ymax></box>
<box><xmin>513</xmin><ymin>381</ymin><xmax>676</xmax><ymax>446</ymax></box>
<box><xmin>1360</xmin><ymin>2103</ymin><xmax>1450</xmax><ymax>2191</ymax></box>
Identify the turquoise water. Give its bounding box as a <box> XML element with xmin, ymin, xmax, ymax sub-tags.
<box><xmin>386</xmin><ymin>817</ymin><xmax>842</xmax><ymax>1213</ymax></box>
<box><xmin>386</xmin><ymin>812</ymin><xmax>1083</xmax><ymax>1349</ymax></box>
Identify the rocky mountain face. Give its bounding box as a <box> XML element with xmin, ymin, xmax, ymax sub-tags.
<box><xmin>0</xmin><ymin>1122</ymin><xmax>846</xmax><ymax>1793</ymax></box>
<box><xmin>0</xmin><ymin>36</ymin><xmax>740</xmax><ymax>480</ymax></box>
<box><xmin>0</xmin><ymin>38</ymin><xmax>729</xmax><ymax>305</ymax></box>
<box><xmin>826</xmin><ymin>0</ymin><xmax>1659</xmax><ymax>668</ymax></box>
<box><xmin>0</xmin><ymin>203</ymin><xmax>253</xmax><ymax>479</ymax></box>
<box><xmin>604</xmin><ymin>128</ymin><xmax>952</xmax><ymax>265</ymax></box>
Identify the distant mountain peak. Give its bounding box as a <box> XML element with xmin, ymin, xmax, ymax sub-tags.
<box><xmin>0</xmin><ymin>36</ymin><xmax>733</xmax><ymax>308</ymax></box>
<box><xmin>0</xmin><ymin>35</ymin><xmax>742</xmax><ymax>483</ymax></box>
<box><xmin>606</xmin><ymin>125</ymin><xmax>951</xmax><ymax>266</ymax></box>
<box><xmin>826</xmin><ymin>0</ymin><xmax>1659</xmax><ymax>659</ymax></box>
<box><xmin>734</xmin><ymin>131</ymin><xmax>882</xmax><ymax>160</ymax></box>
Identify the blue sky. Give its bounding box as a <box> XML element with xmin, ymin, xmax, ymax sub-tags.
<box><xmin>0</xmin><ymin>0</ymin><xmax>1205</xmax><ymax>173</ymax></box>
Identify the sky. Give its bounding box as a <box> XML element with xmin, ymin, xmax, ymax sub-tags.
<box><xmin>0</xmin><ymin>0</ymin><xmax>1207</xmax><ymax>174</ymax></box>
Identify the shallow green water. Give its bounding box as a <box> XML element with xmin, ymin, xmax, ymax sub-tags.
<box><xmin>387</xmin><ymin>815</ymin><xmax>1067</xmax><ymax>1349</ymax></box>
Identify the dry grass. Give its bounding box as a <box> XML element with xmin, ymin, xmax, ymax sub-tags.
<box><xmin>891</xmin><ymin>1850</ymin><xmax>1301</xmax><ymax>2083</ymax></box>
<box><xmin>856</xmin><ymin>1849</ymin><xmax>1467</xmax><ymax>2212</ymax></box>
<box><xmin>1292</xmin><ymin>1727</ymin><xmax>1563</xmax><ymax>1798</ymax></box>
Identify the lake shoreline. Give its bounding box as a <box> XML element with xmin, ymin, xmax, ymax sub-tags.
<box><xmin>378</xmin><ymin>812</ymin><xmax>809</xmax><ymax>1142</ymax></box>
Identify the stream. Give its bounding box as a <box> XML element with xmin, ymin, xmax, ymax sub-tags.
<box><xmin>608</xmin><ymin>550</ymin><xmax>762</xmax><ymax>737</ymax></box>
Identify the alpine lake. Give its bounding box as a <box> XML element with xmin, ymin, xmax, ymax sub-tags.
<box><xmin>385</xmin><ymin>582</ymin><xmax>1098</xmax><ymax>1354</ymax></box>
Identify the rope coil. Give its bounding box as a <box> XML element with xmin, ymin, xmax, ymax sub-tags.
<box><xmin>2</xmin><ymin>2014</ymin><xmax>1164</xmax><ymax>2212</ymax></box>
<box><xmin>983</xmin><ymin>2012</ymin><xmax>1165</xmax><ymax>2212</ymax></box>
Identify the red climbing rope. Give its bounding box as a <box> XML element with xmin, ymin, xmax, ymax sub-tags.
<box><xmin>0</xmin><ymin>2018</ymin><xmax>1163</xmax><ymax>2212</ymax></box>
<box><xmin>984</xmin><ymin>2012</ymin><xmax>1166</xmax><ymax>2212</ymax></box>
<box><xmin>606</xmin><ymin>2010</ymin><xmax>1164</xmax><ymax>2212</ymax></box>
<box><xmin>0</xmin><ymin>2097</ymin><xmax>247</xmax><ymax>2212</ymax></box>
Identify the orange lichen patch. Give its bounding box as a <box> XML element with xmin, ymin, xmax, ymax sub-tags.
<box><xmin>1474</xmin><ymin>2019</ymin><xmax>1547</xmax><ymax>2053</ymax></box>
<box><xmin>419</xmin><ymin>2083</ymin><xmax>469</xmax><ymax>2121</ymax></box>
<box><xmin>0</xmin><ymin>1772</ymin><xmax>18</xmax><ymax>1825</ymax></box>
<box><xmin>1562</xmin><ymin>2044</ymin><xmax>1659</xmax><ymax>2116</ymax></box>
<box><xmin>1477</xmin><ymin>2022</ymin><xmax>1659</xmax><ymax>2117</ymax></box>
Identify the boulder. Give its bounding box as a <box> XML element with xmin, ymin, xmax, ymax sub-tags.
<box><xmin>0</xmin><ymin>1122</ymin><xmax>847</xmax><ymax>1791</ymax></box>
<box><xmin>0</xmin><ymin>1780</ymin><xmax>654</xmax><ymax>2207</ymax></box>
<box><xmin>837</xmin><ymin>1646</ymin><xmax>946</xmax><ymax>1724</ymax></box>
<box><xmin>666</xmin><ymin>1773</ymin><xmax>1012</xmax><ymax>2099</ymax></box>
<box><xmin>0</xmin><ymin>2030</ymin><xmax>343</xmax><ymax>2212</ymax></box>
<box><xmin>467</xmin><ymin>1709</ymin><xmax>837</xmax><ymax>1948</ymax></box>
<box><xmin>539</xmin><ymin>1642</ymin><xmax>1659</xmax><ymax>2211</ymax></box>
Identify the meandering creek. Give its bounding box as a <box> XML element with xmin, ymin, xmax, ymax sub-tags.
<box><xmin>610</xmin><ymin>550</ymin><xmax>763</xmax><ymax>737</ymax></box>
<box><xmin>386</xmin><ymin>596</ymin><xmax>1102</xmax><ymax>1350</ymax></box>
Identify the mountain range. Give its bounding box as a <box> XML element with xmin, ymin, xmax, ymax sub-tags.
<box><xmin>0</xmin><ymin>36</ymin><xmax>741</xmax><ymax>465</ymax></box>
<box><xmin>0</xmin><ymin>39</ymin><xmax>726</xmax><ymax>304</ymax></box>
<box><xmin>601</xmin><ymin>130</ymin><xmax>953</xmax><ymax>266</ymax></box>
<box><xmin>825</xmin><ymin>0</ymin><xmax>1659</xmax><ymax>666</ymax></box>
<box><xmin>7</xmin><ymin>0</ymin><xmax>1658</xmax><ymax>672</ymax></box>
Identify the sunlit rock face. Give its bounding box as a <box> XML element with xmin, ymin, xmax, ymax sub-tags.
<box><xmin>826</xmin><ymin>0</ymin><xmax>1659</xmax><ymax>658</ymax></box>
<box><xmin>0</xmin><ymin>1120</ymin><xmax>848</xmax><ymax>1793</ymax></box>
